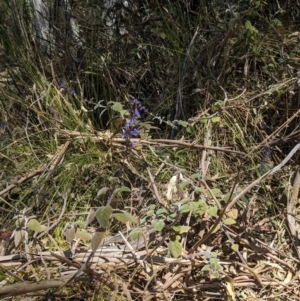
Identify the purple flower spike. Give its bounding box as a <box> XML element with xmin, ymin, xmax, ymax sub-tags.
<box><xmin>130</xmin><ymin>128</ymin><xmax>140</xmax><ymax>137</ymax></box>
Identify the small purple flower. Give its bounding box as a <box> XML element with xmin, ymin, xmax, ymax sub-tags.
<box><xmin>122</xmin><ymin>97</ymin><xmax>148</xmax><ymax>144</ymax></box>
<box><xmin>0</xmin><ymin>123</ymin><xmax>7</xmax><ymax>134</ymax></box>
<box><xmin>56</xmin><ymin>78</ymin><xmax>75</xmax><ymax>95</ymax></box>
<box><xmin>130</xmin><ymin>128</ymin><xmax>140</xmax><ymax>137</ymax></box>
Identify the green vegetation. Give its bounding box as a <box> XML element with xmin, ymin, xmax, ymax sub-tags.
<box><xmin>0</xmin><ymin>0</ymin><xmax>300</xmax><ymax>300</ymax></box>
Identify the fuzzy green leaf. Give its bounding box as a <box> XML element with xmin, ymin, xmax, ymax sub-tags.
<box><xmin>211</xmin><ymin>116</ymin><xmax>220</xmax><ymax>123</ymax></box>
<box><xmin>172</xmin><ymin>225</ymin><xmax>191</xmax><ymax>234</ymax></box>
<box><xmin>26</xmin><ymin>219</ymin><xmax>47</xmax><ymax>233</ymax></box>
<box><xmin>169</xmin><ymin>239</ymin><xmax>182</xmax><ymax>258</ymax></box>
<box><xmin>194</xmin><ymin>187</ymin><xmax>204</xmax><ymax>193</ymax></box>
<box><xmin>179</xmin><ymin>180</ymin><xmax>190</xmax><ymax>190</ymax></box>
<box><xmin>191</xmin><ymin>173</ymin><xmax>201</xmax><ymax>179</ymax></box>
<box><xmin>223</xmin><ymin>218</ymin><xmax>236</xmax><ymax>225</ymax></box>
<box><xmin>201</xmin><ymin>264</ymin><xmax>211</xmax><ymax>272</ymax></box>
<box><xmin>95</xmin><ymin>206</ymin><xmax>112</xmax><ymax>228</ymax></box>
<box><xmin>209</xmin><ymin>188</ymin><xmax>221</xmax><ymax>197</ymax></box>
<box><xmin>65</xmin><ymin>227</ymin><xmax>76</xmax><ymax>243</ymax></box>
<box><xmin>91</xmin><ymin>228</ymin><xmax>106</xmax><ymax>253</ymax></box>
<box><xmin>154</xmin><ymin>220</ymin><xmax>165</xmax><ymax>232</ymax></box>
<box><xmin>97</xmin><ymin>187</ymin><xmax>109</xmax><ymax>197</ymax></box>
<box><xmin>114</xmin><ymin>186</ymin><xmax>131</xmax><ymax>194</ymax></box>
<box><xmin>231</xmin><ymin>244</ymin><xmax>239</xmax><ymax>252</ymax></box>
<box><xmin>112</xmin><ymin>211</ymin><xmax>138</xmax><ymax>224</ymax></box>
<box><xmin>208</xmin><ymin>206</ymin><xmax>218</xmax><ymax>218</ymax></box>
<box><xmin>211</xmin><ymin>224</ymin><xmax>221</xmax><ymax>234</ymax></box>
<box><xmin>14</xmin><ymin>230</ymin><xmax>24</xmax><ymax>248</ymax></box>
<box><xmin>111</xmin><ymin>102</ymin><xmax>123</xmax><ymax>112</ymax></box>
<box><xmin>156</xmin><ymin>208</ymin><xmax>167</xmax><ymax>215</ymax></box>
<box><xmin>75</xmin><ymin>229</ymin><xmax>92</xmax><ymax>242</ymax></box>
<box><xmin>129</xmin><ymin>228</ymin><xmax>143</xmax><ymax>240</ymax></box>
<box><xmin>179</xmin><ymin>204</ymin><xmax>191</xmax><ymax>213</ymax></box>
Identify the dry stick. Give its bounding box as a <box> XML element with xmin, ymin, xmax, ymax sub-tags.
<box><xmin>188</xmin><ymin>142</ymin><xmax>300</xmax><ymax>254</ymax></box>
<box><xmin>0</xmin><ymin>263</ymin><xmax>24</xmax><ymax>282</ymax></box>
<box><xmin>287</xmin><ymin>166</ymin><xmax>300</xmax><ymax>258</ymax></box>
<box><xmin>0</xmin><ymin>276</ymin><xmax>73</xmax><ymax>299</ymax></box>
<box><xmin>58</xmin><ymin>129</ymin><xmax>245</xmax><ymax>155</ymax></box>
<box><xmin>251</xmin><ymin>108</ymin><xmax>300</xmax><ymax>151</ymax></box>
<box><xmin>234</xmin><ymin>262</ymin><xmax>264</xmax><ymax>288</ymax></box>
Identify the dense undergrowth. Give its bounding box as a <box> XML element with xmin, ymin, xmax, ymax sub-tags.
<box><xmin>1</xmin><ymin>0</ymin><xmax>300</xmax><ymax>300</ymax></box>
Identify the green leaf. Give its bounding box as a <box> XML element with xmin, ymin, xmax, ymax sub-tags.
<box><xmin>179</xmin><ymin>204</ymin><xmax>191</xmax><ymax>213</ymax></box>
<box><xmin>194</xmin><ymin>187</ymin><xmax>204</xmax><ymax>193</ymax></box>
<box><xmin>179</xmin><ymin>180</ymin><xmax>190</xmax><ymax>190</ymax></box>
<box><xmin>223</xmin><ymin>193</ymin><xmax>231</xmax><ymax>202</ymax></box>
<box><xmin>211</xmin><ymin>116</ymin><xmax>220</xmax><ymax>123</ymax></box>
<box><xmin>114</xmin><ymin>186</ymin><xmax>131</xmax><ymax>194</ymax></box>
<box><xmin>26</xmin><ymin>219</ymin><xmax>47</xmax><ymax>233</ymax></box>
<box><xmin>191</xmin><ymin>173</ymin><xmax>201</xmax><ymax>179</ymax></box>
<box><xmin>129</xmin><ymin>228</ymin><xmax>143</xmax><ymax>240</ymax></box>
<box><xmin>211</xmin><ymin>224</ymin><xmax>220</xmax><ymax>234</ymax></box>
<box><xmin>201</xmin><ymin>264</ymin><xmax>211</xmax><ymax>272</ymax></box>
<box><xmin>111</xmin><ymin>102</ymin><xmax>123</xmax><ymax>112</ymax></box>
<box><xmin>14</xmin><ymin>230</ymin><xmax>24</xmax><ymax>248</ymax></box>
<box><xmin>108</xmin><ymin>177</ymin><xmax>119</xmax><ymax>184</ymax></box>
<box><xmin>231</xmin><ymin>244</ymin><xmax>239</xmax><ymax>252</ymax></box>
<box><xmin>172</xmin><ymin>225</ymin><xmax>191</xmax><ymax>234</ymax></box>
<box><xmin>64</xmin><ymin>226</ymin><xmax>76</xmax><ymax>243</ymax></box>
<box><xmin>75</xmin><ymin>229</ymin><xmax>92</xmax><ymax>242</ymax></box>
<box><xmin>146</xmin><ymin>210</ymin><xmax>154</xmax><ymax>217</ymax></box>
<box><xmin>112</xmin><ymin>211</ymin><xmax>138</xmax><ymax>224</ymax></box>
<box><xmin>223</xmin><ymin>218</ymin><xmax>236</xmax><ymax>225</ymax></box>
<box><xmin>169</xmin><ymin>237</ymin><xmax>182</xmax><ymax>258</ymax></box>
<box><xmin>15</xmin><ymin>217</ymin><xmax>24</xmax><ymax>227</ymax></box>
<box><xmin>156</xmin><ymin>208</ymin><xmax>167</xmax><ymax>215</ymax></box>
<box><xmin>91</xmin><ymin>228</ymin><xmax>106</xmax><ymax>252</ymax></box>
<box><xmin>95</xmin><ymin>206</ymin><xmax>112</xmax><ymax>228</ymax></box>
<box><xmin>154</xmin><ymin>220</ymin><xmax>165</xmax><ymax>232</ymax></box>
<box><xmin>73</xmin><ymin>221</ymin><xmax>84</xmax><ymax>228</ymax></box>
<box><xmin>209</xmin><ymin>188</ymin><xmax>221</xmax><ymax>197</ymax></box>
<box><xmin>97</xmin><ymin>187</ymin><xmax>109</xmax><ymax>197</ymax></box>
<box><xmin>207</xmin><ymin>206</ymin><xmax>218</xmax><ymax>218</ymax></box>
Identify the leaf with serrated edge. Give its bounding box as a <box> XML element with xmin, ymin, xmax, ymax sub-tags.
<box><xmin>95</xmin><ymin>206</ymin><xmax>112</xmax><ymax>228</ymax></box>
<box><xmin>27</xmin><ymin>219</ymin><xmax>47</xmax><ymax>233</ymax></box>
<box><xmin>208</xmin><ymin>206</ymin><xmax>218</xmax><ymax>217</ymax></box>
<box><xmin>112</xmin><ymin>211</ymin><xmax>138</xmax><ymax>224</ymax></box>
<box><xmin>91</xmin><ymin>228</ymin><xmax>106</xmax><ymax>252</ymax></box>
<box><xmin>169</xmin><ymin>239</ymin><xmax>182</xmax><ymax>258</ymax></box>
